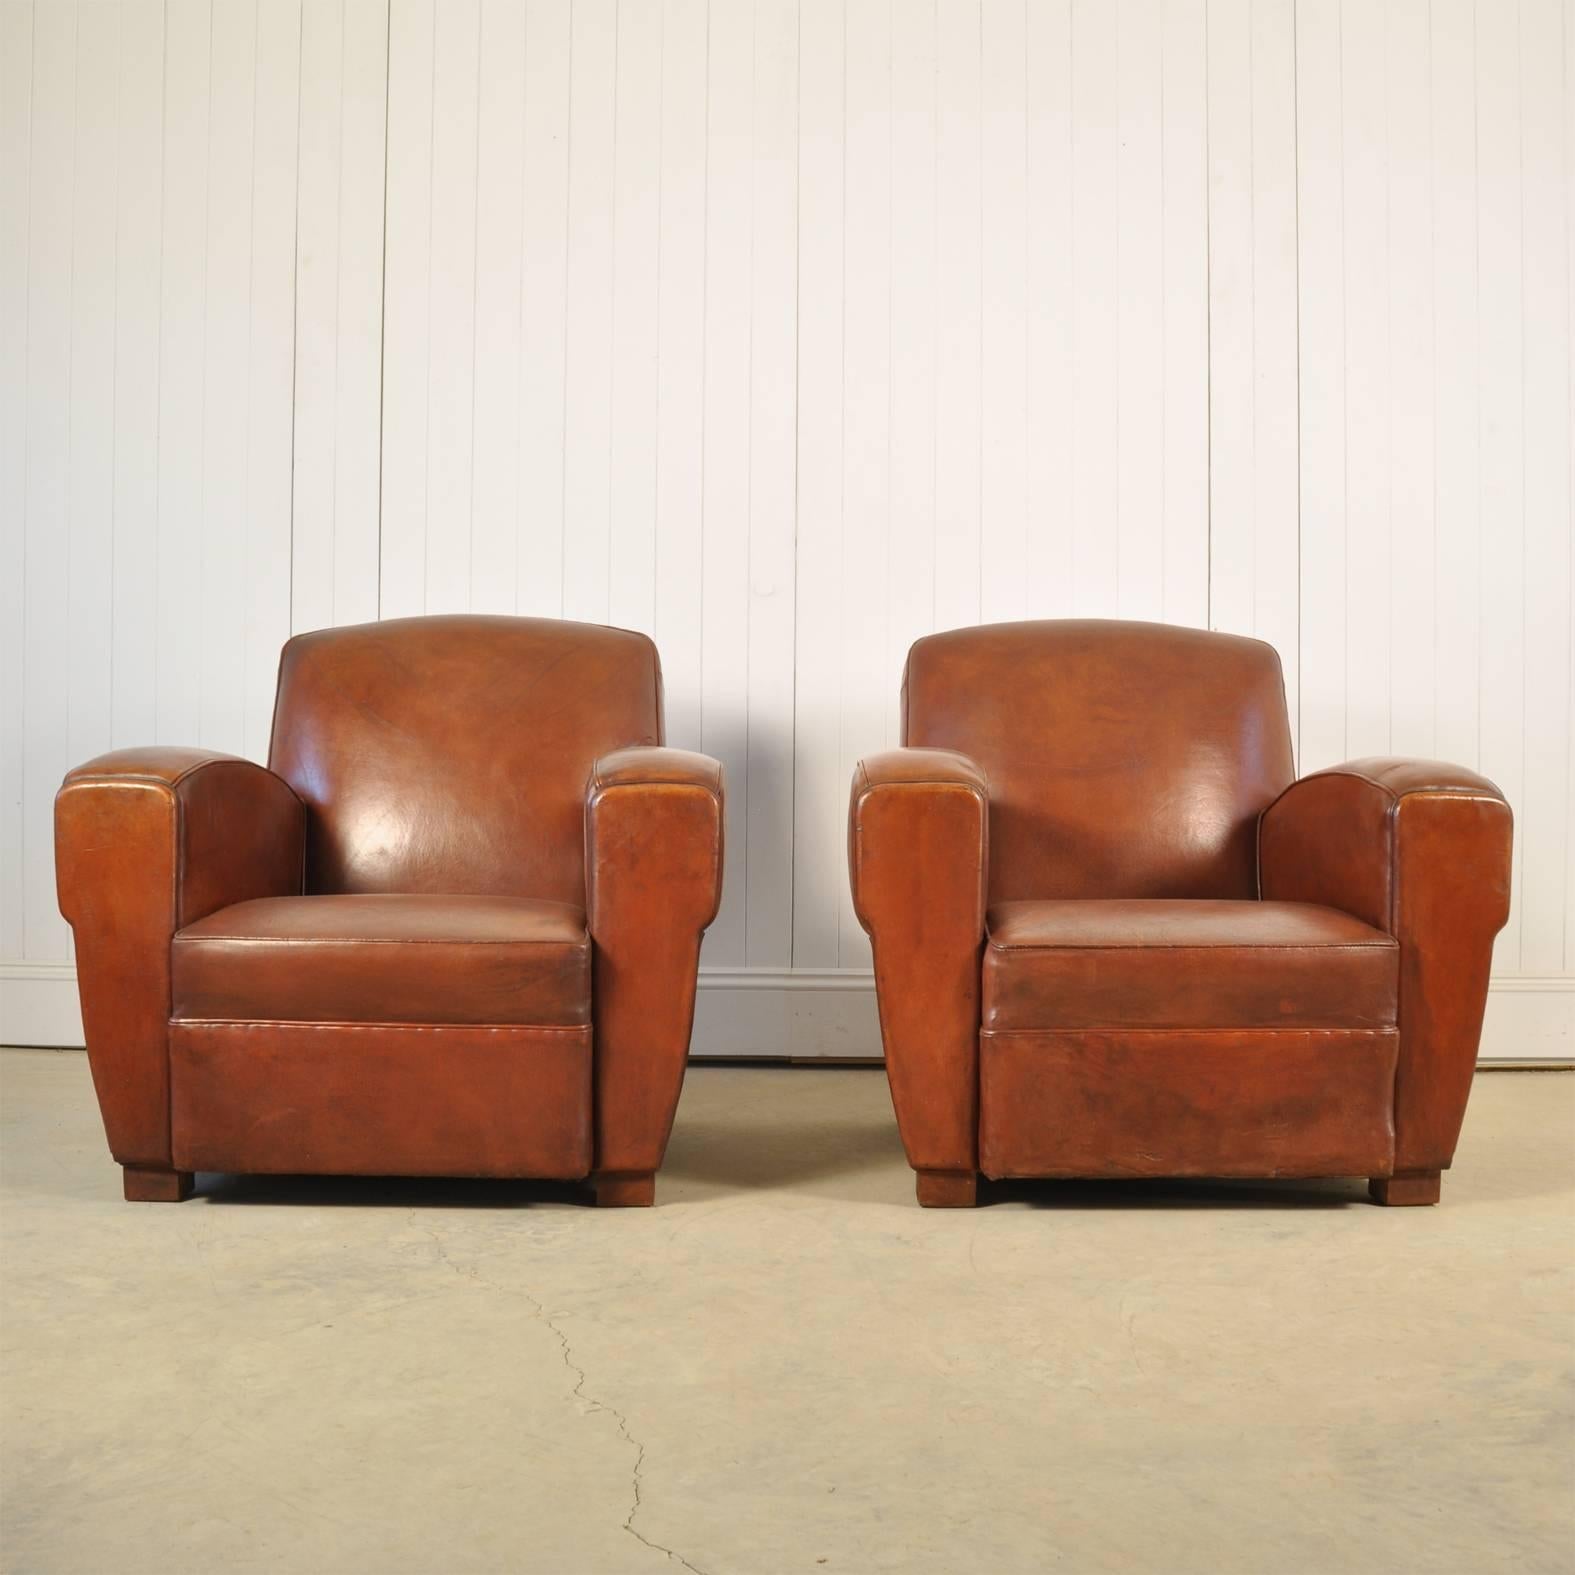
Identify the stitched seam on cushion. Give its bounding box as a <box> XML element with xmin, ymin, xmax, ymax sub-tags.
<box><xmin>984</xmin><ymin>940</ymin><xmax>1397</xmax><ymax>953</ymax></box>
<box><xmin>856</xmin><ymin>778</ymin><xmax>987</xmax><ymax>797</ymax></box>
<box><xmin>67</xmin><ymin>756</ymin><xmax>275</xmax><ymax>792</ymax></box>
<box><xmin>978</xmin><ymin>1026</ymin><xmax>1399</xmax><ymax>1038</ymax></box>
<box><xmin>1305</xmin><ymin>769</ymin><xmax>1503</xmax><ymax>803</ymax></box>
<box><xmin>171</xmin><ymin>1019</ymin><xmax>592</xmax><ymax>1034</ymax></box>
<box><xmin>172</xmin><ymin>935</ymin><xmax>590</xmax><ymax>947</ymax></box>
<box><xmin>587</xmin><ymin>778</ymin><xmax>722</xmax><ymax>809</ymax></box>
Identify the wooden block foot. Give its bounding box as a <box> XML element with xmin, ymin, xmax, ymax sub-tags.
<box><xmin>594</xmin><ymin>1172</ymin><xmax>656</xmax><ymax>1208</ymax></box>
<box><xmin>1369</xmin><ymin>1170</ymin><xmax>1441</xmax><ymax>1207</ymax></box>
<box><xmin>123</xmin><ymin>1165</ymin><xmax>194</xmax><ymax>1203</ymax></box>
<box><xmin>915</xmin><ymin>1169</ymin><xmax>978</xmax><ymax>1208</ymax></box>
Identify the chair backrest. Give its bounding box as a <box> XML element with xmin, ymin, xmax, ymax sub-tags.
<box><xmin>269</xmin><ymin>615</ymin><xmax>662</xmax><ymax>904</ymax></box>
<box><xmin>902</xmin><ymin>620</ymin><xmax>1294</xmax><ymax>902</ymax></box>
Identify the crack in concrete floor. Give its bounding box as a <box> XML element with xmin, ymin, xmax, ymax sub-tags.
<box><xmin>420</xmin><ymin>1218</ymin><xmax>709</xmax><ymax>1575</ymax></box>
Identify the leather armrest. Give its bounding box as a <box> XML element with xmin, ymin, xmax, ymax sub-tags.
<box><xmin>849</xmin><ymin>748</ymin><xmax>989</xmax><ymax>1175</ymax></box>
<box><xmin>584</xmin><ymin>747</ymin><xmax>724</xmax><ymax>1178</ymax></box>
<box><xmin>588</xmin><ymin>745</ymin><xmax>725</xmax><ymax>800</ymax></box>
<box><xmin>1259</xmin><ymin>757</ymin><xmax>1513</xmax><ymax>1173</ymax></box>
<box><xmin>55</xmin><ymin>748</ymin><xmax>305</xmax><ymax>1166</ymax></box>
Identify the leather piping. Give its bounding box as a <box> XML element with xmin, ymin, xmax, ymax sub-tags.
<box><xmin>170</xmin><ymin>1018</ymin><xmax>592</xmax><ymax>1035</ymax></box>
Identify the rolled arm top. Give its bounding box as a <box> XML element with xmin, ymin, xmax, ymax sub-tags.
<box><xmin>62</xmin><ymin>745</ymin><xmax>270</xmax><ymax>794</ymax></box>
<box><xmin>1292</xmin><ymin>756</ymin><xmax>1509</xmax><ymax>803</ymax></box>
<box><xmin>851</xmin><ymin>746</ymin><xmax>990</xmax><ymax>797</ymax></box>
<box><xmin>587</xmin><ymin>745</ymin><xmax>724</xmax><ymax>801</ymax></box>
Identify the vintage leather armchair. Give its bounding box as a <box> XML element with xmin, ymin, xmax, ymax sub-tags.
<box><xmin>849</xmin><ymin>620</ymin><xmax>1512</xmax><ymax>1208</ymax></box>
<box><xmin>56</xmin><ymin>615</ymin><xmax>723</xmax><ymax>1206</ymax></box>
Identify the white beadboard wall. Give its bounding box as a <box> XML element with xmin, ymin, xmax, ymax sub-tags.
<box><xmin>1</xmin><ymin>0</ymin><xmax>1570</xmax><ymax>1059</ymax></box>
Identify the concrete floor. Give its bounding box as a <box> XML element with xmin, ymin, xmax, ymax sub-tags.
<box><xmin>1</xmin><ymin>1051</ymin><xmax>1571</xmax><ymax>1575</ymax></box>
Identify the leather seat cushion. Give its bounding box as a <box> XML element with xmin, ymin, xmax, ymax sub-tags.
<box><xmin>983</xmin><ymin>899</ymin><xmax>1398</xmax><ymax>1031</ymax></box>
<box><xmin>172</xmin><ymin>894</ymin><xmax>591</xmax><ymax>1027</ymax></box>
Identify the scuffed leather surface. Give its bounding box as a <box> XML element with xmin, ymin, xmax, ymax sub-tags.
<box><xmin>56</xmin><ymin>751</ymin><xmax>303</xmax><ymax>1166</ymax></box>
<box><xmin>172</xmin><ymin>894</ymin><xmax>591</xmax><ymax>1026</ymax></box>
<box><xmin>863</xmin><ymin>625</ymin><xmax>1508</xmax><ymax>1192</ymax></box>
<box><xmin>849</xmin><ymin>748</ymin><xmax>988</xmax><ymax>1174</ymax></box>
<box><xmin>57</xmin><ymin>621</ymin><xmax>723</xmax><ymax>1191</ymax></box>
<box><xmin>171</xmin><ymin>1020</ymin><xmax>592</xmax><ymax>1178</ymax></box>
<box><xmin>980</xmin><ymin>1028</ymin><xmax>1398</xmax><ymax>1179</ymax></box>
<box><xmin>269</xmin><ymin>615</ymin><xmax>661</xmax><ymax>904</ymax></box>
<box><xmin>984</xmin><ymin>899</ymin><xmax>1398</xmax><ymax>1031</ymax></box>
<box><xmin>1260</xmin><ymin>758</ymin><xmax>1512</xmax><ymax>1173</ymax></box>
<box><xmin>586</xmin><ymin>746</ymin><xmax>724</xmax><ymax>1175</ymax></box>
<box><xmin>903</xmin><ymin>620</ymin><xmax>1294</xmax><ymax>902</ymax></box>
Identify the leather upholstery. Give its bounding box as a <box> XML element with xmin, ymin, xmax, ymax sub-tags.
<box><xmin>56</xmin><ymin>617</ymin><xmax>722</xmax><ymax>1202</ymax></box>
<box><xmin>269</xmin><ymin>615</ymin><xmax>661</xmax><ymax>904</ymax></box>
<box><xmin>979</xmin><ymin>1029</ymin><xmax>1398</xmax><ymax>1179</ymax></box>
<box><xmin>903</xmin><ymin>620</ymin><xmax>1295</xmax><ymax>902</ymax></box>
<box><xmin>586</xmin><ymin>747</ymin><xmax>724</xmax><ymax>1180</ymax></box>
<box><xmin>172</xmin><ymin>895</ymin><xmax>591</xmax><ymax>1026</ymax></box>
<box><xmin>171</xmin><ymin>1021</ymin><xmax>592</xmax><ymax>1178</ymax></box>
<box><xmin>1260</xmin><ymin>758</ymin><xmax>1513</xmax><ymax>1175</ymax></box>
<box><xmin>56</xmin><ymin>749</ymin><xmax>304</xmax><ymax>1166</ymax></box>
<box><xmin>984</xmin><ymin>899</ymin><xmax>1398</xmax><ymax>1031</ymax></box>
<box><xmin>848</xmin><ymin>748</ymin><xmax>988</xmax><ymax>1177</ymax></box>
<box><xmin>853</xmin><ymin>622</ymin><xmax>1513</xmax><ymax>1206</ymax></box>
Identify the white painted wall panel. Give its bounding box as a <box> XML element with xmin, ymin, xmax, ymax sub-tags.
<box><xmin>744</xmin><ymin>0</ymin><xmax>799</xmax><ymax>968</ymax></box>
<box><xmin>470</xmin><ymin>0</ymin><xmax>528</xmax><ymax>615</ymax></box>
<box><xmin>791</xmin><ymin>0</ymin><xmax>847</xmax><ymax>973</ymax></box>
<box><xmin>378</xmin><ymin>0</ymin><xmax>435</xmax><ymax>620</ymax></box>
<box><xmin>1024</xmin><ymin>0</ymin><xmax>1073</xmax><ymax>615</ymax></box>
<box><xmin>3</xmin><ymin>0</ymin><xmax>1572</xmax><ymax>1056</ymax></box>
<box><xmin>1518</xmin><ymin>0</ymin><xmax>1572</xmax><ymax>976</ymax></box>
<box><xmin>293</xmin><ymin>0</ymin><xmax>387</xmax><ymax>636</ymax></box>
<box><xmin>108</xmin><ymin>1</ymin><xmax>166</xmax><ymax>752</ymax></box>
<box><xmin>561</xmin><ymin>0</ymin><xmax>617</xmax><ymax>625</ymax></box>
<box><xmin>245</xmin><ymin>0</ymin><xmax>303</xmax><ymax>759</ymax></box>
<box><xmin>606</xmin><ymin>0</ymin><xmax>662</xmax><ymax>636</ymax></box>
<box><xmin>65</xmin><ymin>1</ymin><xmax>118</xmax><ymax>832</ymax></box>
<box><xmin>0</xmin><ymin>0</ymin><xmax>35</xmax><ymax>966</ymax></box>
<box><xmin>20</xmin><ymin>0</ymin><xmax>74</xmax><ymax>965</ymax></box>
<box><xmin>1069</xmin><ymin>0</ymin><xmax>1119</xmax><ymax>615</ymax></box>
<box><xmin>651</xmin><ymin>0</ymin><xmax>707</xmax><ymax>751</ymax></box>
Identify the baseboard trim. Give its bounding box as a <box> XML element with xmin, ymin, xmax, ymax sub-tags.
<box><xmin>3</xmin><ymin>961</ymin><xmax>1571</xmax><ymax>1061</ymax></box>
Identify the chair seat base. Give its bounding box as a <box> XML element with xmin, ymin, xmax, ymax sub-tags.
<box><xmin>979</xmin><ymin>1027</ymin><xmax>1399</xmax><ymax>1181</ymax></box>
<box><xmin>170</xmin><ymin>1020</ymin><xmax>593</xmax><ymax>1181</ymax></box>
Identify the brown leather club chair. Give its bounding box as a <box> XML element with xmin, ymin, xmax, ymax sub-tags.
<box><xmin>849</xmin><ymin>620</ymin><xmax>1512</xmax><ymax>1209</ymax></box>
<box><xmin>56</xmin><ymin>615</ymin><xmax>723</xmax><ymax>1207</ymax></box>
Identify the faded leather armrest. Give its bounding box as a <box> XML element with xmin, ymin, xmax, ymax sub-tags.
<box><xmin>585</xmin><ymin>747</ymin><xmax>724</xmax><ymax>1179</ymax></box>
<box><xmin>849</xmin><ymin>748</ymin><xmax>989</xmax><ymax>1178</ymax></box>
<box><xmin>55</xmin><ymin>748</ymin><xmax>305</xmax><ymax>1168</ymax></box>
<box><xmin>1259</xmin><ymin>757</ymin><xmax>1512</xmax><ymax>1174</ymax></box>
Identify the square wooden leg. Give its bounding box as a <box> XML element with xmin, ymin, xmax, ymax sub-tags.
<box><xmin>915</xmin><ymin>1169</ymin><xmax>978</xmax><ymax>1208</ymax></box>
<box><xmin>1369</xmin><ymin>1170</ymin><xmax>1442</xmax><ymax>1206</ymax></box>
<box><xmin>593</xmin><ymin>1172</ymin><xmax>656</xmax><ymax>1208</ymax></box>
<box><xmin>122</xmin><ymin>1165</ymin><xmax>194</xmax><ymax>1202</ymax></box>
